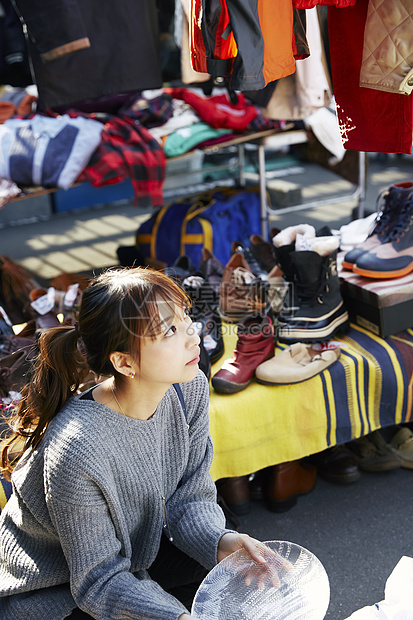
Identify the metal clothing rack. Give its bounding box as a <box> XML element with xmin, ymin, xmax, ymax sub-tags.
<box><xmin>172</xmin><ymin>126</ymin><xmax>366</xmax><ymax>239</ymax></box>
<box><xmin>6</xmin><ymin>127</ymin><xmax>366</xmax><ymax>239</ymax></box>
<box><xmin>229</xmin><ymin>128</ymin><xmax>366</xmax><ymax>239</ymax></box>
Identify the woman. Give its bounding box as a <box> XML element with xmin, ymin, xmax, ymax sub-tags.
<box><xmin>0</xmin><ymin>268</ymin><xmax>279</xmax><ymax>620</ymax></box>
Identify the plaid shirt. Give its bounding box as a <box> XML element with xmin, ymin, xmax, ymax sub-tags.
<box><xmin>79</xmin><ymin>115</ymin><xmax>166</xmax><ymax>207</ymax></box>
<box><xmin>119</xmin><ymin>92</ymin><xmax>173</xmax><ymax>128</ymax></box>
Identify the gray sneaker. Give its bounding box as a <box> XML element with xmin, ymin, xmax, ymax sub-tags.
<box><xmin>346</xmin><ymin>430</ymin><xmax>402</xmax><ymax>472</ymax></box>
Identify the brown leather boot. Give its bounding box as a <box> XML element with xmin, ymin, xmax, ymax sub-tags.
<box><xmin>265</xmin><ymin>460</ymin><xmax>317</xmax><ymax>513</ymax></box>
<box><xmin>219</xmin><ymin>252</ymin><xmax>267</xmax><ymax>323</ymax></box>
<box><xmin>216</xmin><ymin>475</ymin><xmax>251</xmax><ymax>516</ymax></box>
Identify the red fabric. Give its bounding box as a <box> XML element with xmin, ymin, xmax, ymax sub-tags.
<box><xmin>79</xmin><ymin>116</ymin><xmax>166</xmax><ymax>207</ymax></box>
<box><xmin>189</xmin><ymin>0</ymin><xmax>294</xmax><ymax>89</ymax></box>
<box><xmin>328</xmin><ymin>0</ymin><xmax>413</xmax><ymax>154</ymax></box>
<box><xmin>0</xmin><ymin>102</ymin><xmax>15</xmax><ymax>124</ymax></box>
<box><xmin>190</xmin><ymin>0</ymin><xmax>208</xmax><ymax>74</ymax></box>
<box><xmin>293</xmin><ymin>0</ymin><xmax>355</xmax><ymax>6</ymax></box>
<box><xmin>189</xmin><ymin>0</ymin><xmax>237</xmax><ymax>75</ymax></box>
<box><xmin>211</xmin><ymin>0</ymin><xmax>238</xmax><ymax>63</ymax></box>
<box><xmin>166</xmin><ymin>88</ymin><xmax>259</xmax><ymax>131</ymax></box>
<box><xmin>194</xmin><ymin>133</ymin><xmax>238</xmax><ymax>149</ymax></box>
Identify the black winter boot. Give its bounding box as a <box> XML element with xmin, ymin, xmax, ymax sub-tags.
<box><xmin>272</xmin><ymin>224</ymin><xmax>316</xmax><ymax>322</ymax></box>
<box><xmin>277</xmin><ymin>248</ymin><xmax>349</xmax><ymax>343</ymax></box>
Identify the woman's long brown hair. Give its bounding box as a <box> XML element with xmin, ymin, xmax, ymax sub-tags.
<box><xmin>1</xmin><ymin>326</ymin><xmax>88</xmax><ymax>479</ymax></box>
<box><xmin>0</xmin><ymin>267</ymin><xmax>189</xmax><ymax>480</ymax></box>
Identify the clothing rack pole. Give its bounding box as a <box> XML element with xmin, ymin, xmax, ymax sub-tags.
<box><xmin>356</xmin><ymin>151</ymin><xmax>367</xmax><ymax>219</ymax></box>
<box><xmin>237</xmin><ymin>144</ymin><xmax>246</xmax><ymax>187</ymax></box>
<box><xmin>258</xmin><ymin>143</ymin><xmax>269</xmax><ymax>240</ymax></box>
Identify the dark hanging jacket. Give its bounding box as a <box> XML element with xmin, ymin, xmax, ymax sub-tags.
<box><xmin>12</xmin><ymin>0</ymin><xmax>163</xmax><ymax>110</ymax></box>
<box><xmin>190</xmin><ymin>0</ymin><xmax>296</xmax><ymax>91</ymax></box>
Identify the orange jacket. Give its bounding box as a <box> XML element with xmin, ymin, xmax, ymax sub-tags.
<box><xmin>190</xmin><ymin>0</ymin><xmax>295</xmax><ymax>91</ymax></box>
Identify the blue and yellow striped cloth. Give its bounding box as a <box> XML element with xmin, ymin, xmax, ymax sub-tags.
<box><xmin>208</xmin><ymin>323</ymin><xmax>413</xmax><ymax>481</ymax></box>
<box><xmin>0</xmin><ymin>476</ymin><xmax>12</xmax><ymax>512</ymax></box>
<box><xmin>1</xmin><ymin>324</ymin><xmax>411</xmax><ymax>506</ymax></box>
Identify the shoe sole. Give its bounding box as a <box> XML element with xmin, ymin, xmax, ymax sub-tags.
<box><xmin>353</xmin><ymin>262</ymin><xmax>413</xmax><ymax>279</ymax></box>
<box><xmin>266</xmin><ymin>482</ymin><xmax>316</xmax><ymax>513</ymax></box>
<box><xmin>209</xmin><ymin>346</ymin><xmax>225</xmax><ymax>365</ymax></box>
<box><xmin>341</xmin><ymin>260</ymin><xmax>355</xmax><ymax>271</ymax></box>
<box><xmin>318</xmin><ymin>469</ymin><xmax>361</xmax><ymax>484</ymax></box>
<box><xmin>277</xmin><ymin>314</ymin><xmax>349</xmax><ymax>344</ymax></box>
<box><xmin>358</xmin><ymin>462</ymin><xmax>401</xmax><ymax>472</ymax></box>
<box><xmin>218</xmin><ymin>308</ymin><xmax>252</xmax><ymax>323</ymax></box>
<box><xmin>211</xmin><ymin>376</ymin><xmax>252</xmax><ymax>394</ymax></box>
<box><xmin>256</xmin><ymin>375</ymin><xmax>327</xmax><ymax>386</ymax></box>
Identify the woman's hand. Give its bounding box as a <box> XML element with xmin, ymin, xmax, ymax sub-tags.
<box><xmin>217</xmin><ymin>533</ymin><xmax>293</xmax><ymax>589</ymax></box>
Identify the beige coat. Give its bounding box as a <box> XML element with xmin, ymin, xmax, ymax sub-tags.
<box><xmin>360</xmin><ymin>0</ymin><xmax>413</xmax><ymax>94</ymax></box>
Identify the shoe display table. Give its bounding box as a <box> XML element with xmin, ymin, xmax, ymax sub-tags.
<box><xmin>208</xmin><ymin>322</ymin><xmax>413</xmax><ymax>481</ymax></box>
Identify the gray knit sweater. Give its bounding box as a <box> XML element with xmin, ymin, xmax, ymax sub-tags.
<box><xmin>0</xmin><ymin>371</ymin><xmax>229</xmax><ymax>619</ymax></box>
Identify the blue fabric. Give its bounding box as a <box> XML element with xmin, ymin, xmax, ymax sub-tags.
<box><xmin>42</xmin><ymin>124</ymin><xmax>78</xmax><ymax>186</ymax></box>
<box><xmin>173</xmin><ymin>383</ymin><xmax>187</xmax><ymax>423</ymax></box>
<box><xmin>0</xmin><ymin>476</ymin><xmax>12</xmax><ymax>512</ymax></box>
<box><xmin>9</xmin><ymin>126</ymin><xmax>36</xmax><ymax>186</ymax></box>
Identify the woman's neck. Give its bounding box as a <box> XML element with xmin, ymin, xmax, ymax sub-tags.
<box><xmin>94</xmin><ymin>378</ymin><xmax>168</xmax><ymax>420</ymax></box>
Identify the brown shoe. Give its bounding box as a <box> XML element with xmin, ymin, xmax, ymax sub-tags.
<box><xmin>265</xmin><ymin>460</ymin><xmax>317</xmax><ymax>513</ymax></box>
<box><xmin>346</xmin><ymin>431</ymin><xmax>401</xmax><ymax>472</ymax></box>
<box><xmin>249</xmin><ymin>234</ymin><xmax>278</xmax><ymax>272</ymax></box>
<box><xmin>389</xmin><ymin>427</ymin><xmax>413</xmax><ymax>469</ymax></box>
<box><xmin>51</xmin><ymin>272</ymin><xmax>91</xmax><ymax>292</ymax></box>
<box><xmin>249</xmin><ymin>468</ymin><xmax>272</xmax><ymax>501</ymax></box>
<box><xmin>216</xmin><ymin>475</ymin><xmax>251</xmax><ymax>515</ymax></box>
<box><xmin>219</xmin><ymin>253</ymin><xmax>267</xmax><ymax>323</ymax></box>
<box><xmin>310</xmin><ymin>445</ymin><xmax>361</xmax><ymax>484</ymax></box>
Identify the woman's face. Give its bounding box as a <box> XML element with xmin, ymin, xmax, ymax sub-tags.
<box><xmin>137</xmin><ymin>301</ymin><xmax>201</xmax><ymax>388</ymax></box>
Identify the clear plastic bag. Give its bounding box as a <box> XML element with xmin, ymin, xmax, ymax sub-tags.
<box><xmin>345</xmin><ymin>556</ymin><xmax>413</xmax><ymax>619</ymax></box>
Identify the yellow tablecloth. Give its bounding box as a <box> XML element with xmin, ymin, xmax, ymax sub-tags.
<box><xmin>208</xmin><ymin>323</ymin><xmax>413</xmax><ymax>480</ymax></box>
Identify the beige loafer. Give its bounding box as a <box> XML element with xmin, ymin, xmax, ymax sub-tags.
<box><xmin>255</xmin><ymin>342</ymin><xmax>341</xmax><ymax>385</ymax></box>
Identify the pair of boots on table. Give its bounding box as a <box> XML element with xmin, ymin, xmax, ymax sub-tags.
<box><xmin>211</xmin><ymin>224</ymin><xmax>348</xmax><ymax>393</ymax></box>
<box><xmin>218</xmin><ymin>224</ymin><xmax>349</xmax><ymax>344</ymax></box>
<box><xmin>216</xmin><ymin>425</ymin><xmax>413</xmax><ymax>516</ymax></box>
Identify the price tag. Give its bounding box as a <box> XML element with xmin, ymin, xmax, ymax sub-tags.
<box><xmin>31</xmin><ymin>287</ymin><xmax>55</xmax><ymax>315</ymax></box>
<box><xmin>64</xmin><ymin>283</ymin><xmax>79</xmax><ymax>308</ymax></box>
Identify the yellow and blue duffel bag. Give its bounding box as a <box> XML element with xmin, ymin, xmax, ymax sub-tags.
<box><xmin>135</xmin><ymin>187</ymin><xmax>262</xmax><ymax>269</ymax></box>
<box><xmin>135</xmin><ymin>197</ymin><xmax>197</xmax><ymax>267</ymax></box>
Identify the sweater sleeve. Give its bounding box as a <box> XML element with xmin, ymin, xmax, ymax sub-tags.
<box><xmin>166</xmin><ymin>372</ymin><xmax>231</xmax><ymax>569</ymax></box>
<box><xmin>44</xmin><ymin>443</ymin><xmax>188</xmax><ymax>620</ymax></box>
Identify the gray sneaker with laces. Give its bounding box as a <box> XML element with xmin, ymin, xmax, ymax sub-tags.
<box><xmin>346</xmin><ymin>430</ymin><xmax>402</xmax><ymax>472</ymax></box>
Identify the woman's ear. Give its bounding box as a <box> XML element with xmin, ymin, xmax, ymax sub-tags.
<box><xmin>109</xmin><ymin>351</ymin><xmax>135</xmax><ymax>377</ymax></box>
